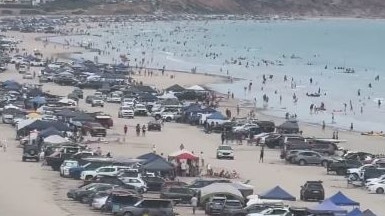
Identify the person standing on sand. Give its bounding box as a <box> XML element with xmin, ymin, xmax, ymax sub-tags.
<box><xmin>322</xmin><ymin>121</ymin><xmax>325</xmax><ymax>131</ymax></box>
<box><xmin>221</xmin><ymin>132</ymin><xmax>226</xmax><ymax>145</ymax></box>
<box><xmin>350</xmin><ymin>123</ymin><xmax>354</xmax><ymax>131</ymax></box>
<box><xmin>190</xmin><ymin>194</ymin><xmax>198</xmax><ymax>214</ymax></box>
<box><xmin>142</xmin><ymin>124</ymin><xmax>146</xmax><ymax>136</ymax></box>
<box><xmin>236</xmin><ymin>104</ymin><xmax>240</xmax><ymax>116</ymax></box>
<box><xmin>332</xmin><ymin>113</ymin><xmax>335</xmax><ymax>123</ymax></box>
<box><xmin>259</xmin><ymin>146</ymin><xmax>264</xmax><ymax>163</ymax></box>
<box><xmin>124</xmin><ymin>125</ymin><xmax>128</xmax><ymax>136</ymax></box>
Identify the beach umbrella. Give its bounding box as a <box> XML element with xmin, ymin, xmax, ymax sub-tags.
<box><xmin>168</xmin><ymin>149</ymin><xmax>198</xmax><ymax>160</ymax></box>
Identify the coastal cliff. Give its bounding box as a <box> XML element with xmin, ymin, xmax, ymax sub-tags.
<box><xmin>2</xmin><ymin>0</ymin><xmax>385</xmax><ymax>18</ymax></box>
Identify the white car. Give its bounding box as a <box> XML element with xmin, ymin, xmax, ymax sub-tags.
<box><xmin>11</xmin><ymin>56</ymin><xmax>24</xmax><ymax>64</ymax></box>
<box><xmin>91</xmin><ymin>97</ymin><xmax>104</xmax><ymax>107</ymax></box>
<box><xmin>233</xmin><ymin>123</ymin><xmax>258</xmax><ymax>132</ymax></box>
<box><xmin>42</xmin><ymin>114</ymin><xmax>57</xmax><ymax>121</ymax></box>
<box><xmin>118</xmin><ymin>106</ymin><xmax>134</xmax><ymax>118</ymax></box>
<box><xmin>60</xmin><ymin>160</ymin><xmax>79</xmax><ymax>177</ymax></box>
<box><xmin>91</xmin><ymin>195</ymin><xmax>108</xmax><ymax>210</ymax></box>
<box><xmin>366</xmin><ymin>174</ymin><xmax>385</xmax><ymax>186</ymax></box>
<box><xmin>22</xmin><ymin>72</ymin><xmax>33</xmax><ymax>79</ymax></box>
<box><xmin>120</xmin><ymin>177</ymin><xmax>147</xmax><ymax>192</ymax></box>
<box><xmin>134</xmin><ymin>104</ymin><xmax>148</xmax><ymax>116</ymax></box>
<box><xmin>121</xmin><ymin>98</ymin><xmax>136</xmax><ymax>107</ymax></box>
<box><xmin>18</xmin><ymin>65</ymin><xmax>28</xmax><ymax>74</ymax></box>
<box><xmin>216</xmin><ymin>145</ymin><xmax>234</xmax><ymax>160</ymax></box>
<box><xmin>247</xmin><ymin>207</ymin><xmax>291</xmax><ymax>216</ymax></box>
<box><xmin>30</xmin><ymin>61</ymin><xmax>45</xmax><ymax>67</ymax></box>
<box><xmin>367</xmin><ymin>181</ymin><xmax>385</xmax><ymax>194</ymax></box>
<box><xmin>106</xmin><ymin>93</ymin><xmax>121</xmax><ymax>103</ymax></box>
<box><xmin>347</xmin><ymin>164</ymin><xmax>375</xmax><ymax>181</ymax></box>
<box><xmin>80</xmin><ymin>166</ymin><xmax>130</xmax><ymax>180</ymax></box>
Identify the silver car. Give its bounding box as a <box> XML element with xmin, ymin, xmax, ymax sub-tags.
<box><xmin>115</xmin><ymin>199</ymin><xmax>174</xmax><ymax>216</ymax></box>
<box><xmin>292</xmin><ymin>150</ymin><xmax>329</xmax><ymax>167</ymax></box>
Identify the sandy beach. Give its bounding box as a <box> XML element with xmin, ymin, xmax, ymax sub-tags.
<box><xmin>1</xmin><ymin>29</ymin><xmax>385</xmax><ymax>216</ymax></box>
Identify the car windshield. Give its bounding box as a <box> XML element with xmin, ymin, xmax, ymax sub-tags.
<box><xmin>122</xmin><ymin>107</ymin><xmax>132</xmax><ymax>110</ymax></box>
<box><xmin>219</xmin><ymin>145</ymin><xmax>232</xmax><ymax>150</ymax></box>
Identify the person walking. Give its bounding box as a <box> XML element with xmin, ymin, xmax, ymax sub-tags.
<box><xmin>124</xmin><ymin>125</ymin><xmax>128</xmax><ymax>136</ymax></box>
<box><xmin>136</xmin><ymin>124</ymin><xmax>140</xmax><ymax>136</ymax></box>
<box><xmin>221</xmin><ymin>132</ymin><xmax>226</xmax><ymax>145</ymax></box>
<box><xmin>259</xmin><ymin>146</ymin><xmax>264</xmax><ymax>163</ymax></box>
<box><xmin>322</xmin><ymin>120</ymin><xmax>325</xmax><ymax>131</ymax></box>
<box><xmin>350</xmin><ymin>123</ymin><xmax>354</xmax><ymax>131</ymax></box>
<box><xmin>142</xmin><ymin>124</ymin><xmax>146</xmax><ymax>136</ymax></box>
<box><xmin>191</xmin><ymin>194</ymin><xmax>198</xmax><ymax>214</ymax></box>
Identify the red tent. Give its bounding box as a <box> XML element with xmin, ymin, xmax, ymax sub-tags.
<box><xmin>169</xmin><ymin>150</ymin><xmax>198</xmax><ymax>160</ymax></box>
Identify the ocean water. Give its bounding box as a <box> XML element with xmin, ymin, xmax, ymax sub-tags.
<box><xmin>49</xmin><ymin>19</ymin><xmax>385</xmax><ymax>132</ymax></box>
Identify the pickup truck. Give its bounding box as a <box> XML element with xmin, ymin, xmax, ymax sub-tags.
<box><xmin>81</xmin><ymin>122</ymin><xmax>107</xmax><ymax>137</ymax></box>
<box><xmin>326</xmin><ymin>159</ymin><xmax>362</xmax><ymax>175</ymax></box>
<box><xmin>80</xmin><ymin>166</ymin><xmax>130</xmax><ymax>181</ymax></box>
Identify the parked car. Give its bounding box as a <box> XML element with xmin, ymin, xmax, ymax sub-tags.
<box><xmin>300</xmin><ymin>181</ymin><xmax>325</xmax><ymax>201</ymax></box>
<box><xmin>326</xmin><ymin>159</ymin><xmax>363</xmax><ymax>175</ymax></box>
<box><xmin>205</xmin><ymin>196</ymin><xmax>227</xmax><ymax>215</ymax></box>
<box><xmin>82</xmin><ymin>122</ymin><xmax>107</xmax><ymax>137</ymax></box>
<box><xmin>22</xmin><ymin>72</ymin><xmax>33</xmax><ymax>79</ymax></box>
<box><xmin>216</xmin><ymin>145</ymin><xmax>234</xmax><ymax>160</ymax></box>
<box><xmin>80</xmin><ymin>166</ymin><xmax>130</xmax><ymax>181</ymax></box>
<box><xmin>22</xmin><ymin>145</ymin><xmax>40</xmax><ymax>162</ymax></box>
<box><xmin>246</xmin><ymin>207</ymin><xmax>291</xmax><ymax>216</ymax></box>
<box><xmin>60</xmin><ymin>160</ymin><xmax>79</xmax><ymax>177</ymax></box>
<box><xmin>134</xmin><ymin>104</ymin><xmax>148</xmax><ymax>116</ymax></box>
<box><xmin>118</xmin><ymin>106</ymin><xmax>134</xmax><ymax>118</ymax></box>
<box><xmin>120</xmin><ymin>177</ymin><xmax>148</xmax><ymax>192</ymax></box>
<box><xmin>220</xmin><ymin>199</ymin><xmax>244</xmax><ymax>216</ymax></box>
<box><xmin>148</xmin><ymin>121</ymin><xmax>161</xmax><ymax>131</ymax></box>
<box><xmin>104</xmin><ymin>190</ymin><xmax>142</xmax><ymax>213</ymax></box>
<box><xmin>91</xmin><ymin>191</ymin><xmax>110</xmax><ymax>210</ymax></box>
<box><xmin>115</xmin><ymin>199</ymin><xmax>174</xmax><ymax>216</ymax></box>
<box><xmin>85</xmin><ymin>95</ymin><xmax>95</xmax><ymax>104</ymax></box>
<box><xmin>91</xmin><ymin>97</ymin><xmax>104</xmax><ymax>107</ymax></box>
<box><xmin>291</xmin><ymin>150</ymin><xmax>329</xmax><ymax>167</ymax></box>
<box><xmin>67</xmin><ymin>183</ymin><xmax>115</xmax><ymax>203</ymax></box>
<box><xmin>347</xmin><ymin>164</ymin><xmax>377</xmax><ymax>181</ymax></box>
<box><xmin>160</xmin><ymin>186</ymin><xmax>195</xmax><ymax>204</ymax></box>
<box><xmin>367</xmin><ymin>181</ymin><xmax>385</xmax><ymax>194</ymax></box>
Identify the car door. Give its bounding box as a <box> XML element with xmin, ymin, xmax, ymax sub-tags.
<box><xmin>312</xmin><ymin>152</ymin><xmax>322</xmax><ymax>164</ymax></box>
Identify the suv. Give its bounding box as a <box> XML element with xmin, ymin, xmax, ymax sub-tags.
<box><xmin>292</xmin><ymin>150</ymin><xmax>329</xmax><ymax>167</ymax></box>
<box><xmin>221</xmin><ymin>199</ymin><xmax>244</xmax><ymax>216</ymax></box>
<box><xmin>82</xmin><ymin>122</ymin><xmax>107</xmax><ymax>137</ymax></box>
<box><xmin>91</xmin><ymin>97</ymin><xmax>104</xmax><ymax>107</ymax></box>
<box><xmin>300</xmin><ymin>181</ymin><xmax>325</xmax><ymax>201</ymax></box>
<box><xmin>118</xmin><ymin>106</ymin><xmax>134</xmax><ymax>118</ymax></box>
<box><xmin>148</xmin><ymin>121</ymin><xmax>161</xmax><ymax>131</ymax></box>
<box><xmin>160</xmin><ymin>186</ymin><xmax>195</xmax><ymax>204</ymax></box>
<box><xmin>216</xmin><ymin>145</ymin><xmax>234</xmax><ymax>160</ymax></box>
<box><xmin>116</xmin><ymin>199</ymin><xmax>174</xmax><ymax>216</ymax></box>
<box><xmin>22</xmin><ymin>145</ymin><xmax>40</xmax><ymax>162</ymax></box>
<box><xmin>205</xmin><ymin>196</ymin><xmax>226</xmax><ymax>215</ymax></box>
<box><xmin>80</xmin><ymin>166</ymin><xmax>130</xmax><ymax>181</ymax></box>
<box><xmin>60</xmin><ymin>160</ymin><xmax>79</xmax><ymax>177</ymax></box>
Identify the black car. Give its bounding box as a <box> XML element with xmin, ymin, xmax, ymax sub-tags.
<box><xmin>300</xmin><ymin>181</ymin><xmax>325</xmax><ymax>201</ymax></box>
<box><xmin>67</xmin><ymin>183</ymin><xmax>116</xmax><ymax>203</ymax></box>
<box><xmin>22</xmin><ymin>145</ymin><xmax>40</xmax><ymax>162</ymax></box>
<box><xmin>159</xmin><ymin>186</ymin><xmax>195</xmax><ymax>204</ymax></box>
<box><xmin>148</xmin><ymin>121</ymin><xmax>161</xmax><ymax>131</ymax></box>
<box><xmin>142</xmin><ymin>176</ymin><xmax>165</xmax><ymax>191</ymax></box>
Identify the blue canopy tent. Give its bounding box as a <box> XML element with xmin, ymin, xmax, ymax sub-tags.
<box><xmin>362</xmin><ymin>209</ymin><xmax>377</xmax><ymax>216</ymax></box>
<box><xmin>326</xmin><ymin>191</ymin><xmax>360</xmax><ymax>206</ymax></box>
<box><xmin>30</xmin><ymin>96</ymin><xmax>46</xmax><ymax>105</ymax></box>
<box><xmin>259</xmin><ymin>186</ymin><xmax>296</xmax><ymax>201</ymax></box>
<box><xmin>307</xmin><ymin>199</ymin><xmax>348</xmax><ymax>215</ymax></box>
<box><xmin>347</xmin><ymin>208</ymin><xmax>362</xmax><ymax>216</ymax></box>
<box><xmin>137</xmin><ymin>153</ymin><xmax>164</xmax><ymax>164</ymax></box>
<box><xmin>207</xmin><ymin>112</ymin><xmax>227</xmax><ymax>120</ymax></box>
<box><xmin>141</xmin><ymin>158</ymin><xmax>174</xmax><ymax>172</ymax></box>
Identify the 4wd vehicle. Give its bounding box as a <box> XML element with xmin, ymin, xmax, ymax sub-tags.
<box><xmin>291</xmin><ymin>150</ymin><xmax>329</xmax><ymax>167</ymax></box>
<box><xmin>22</xmin><ymin>145</ymin><xmax>40</xmax><ymax>162</ymax></box>
<box><xmin>67</xmin><ymin>183</ymin><xmax>117</xmax><ymax>204</ymax></box>
<box><xmin>205</xmin><ymin>196</ymin><xmax>227</xmax><ymax>215</ymax></box>
<box><xmin>91</xmin><ymin>97</ymin><xmax>104</xmax><ymax>107</ymax></box>
<box><xmin>134</xmin><ymin>104</ymin><xmax>148</xmax><ymax>116</ymax></box>
<box><xmin>220</xmin><ymin>199</ymin><xmax>244</xmax><ymax>216</ymax></box>
<box><xmin>103</xmin><ymin>190</ymin><xmax>142</xmax><ymax>213</ymax></box>
<box><xmin>60</xmin><ymin>160</ymin><xmax>79</xmax><ymax>177</ymax></box>
<box><xmin>300</xmin><ymin>181</ymin><xmax>325</xmax><ymax>201</ymax></box>
<box><xmin>115</xmin><ymin>199</ymin><xmax>174</xmax><ymax>216</ymax></box>
<box><xmin>118</xmin><ymin>106</ymin><xmax>134</xmax><ymax>118</ymax></box>
<box><xmin>327</xmin><ymin>159</ymin><xmax>363</xmax><ymax>175</ymax></box>
<box><xmin>148</xmin><ymin>121</ymin><xmax>161</xmax><ymax>131</ymax></box>
<box><xmin>216</xmin><ymin>145</ymin><xmax>234</xmax><ymax>160</ymax></box>
<box><xmin>159</xmin><ymin>186</ymin><xmax>195</xmax><ymax>204</ymax></box>
<box><xmin>82</xmin><ymin>122</ymin><xmax>107</xmax><ymax>137</ymax></box>
<box><xmin>80</xmin><ymin>166</ymin><xmax>130</xmax><ymax>181</ymax></box>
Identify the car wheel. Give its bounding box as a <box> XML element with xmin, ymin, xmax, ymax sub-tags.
<box><xmin>321</xmin><ymin>160</ymin><xmax>328</xmax><ymax>167</ymax></box>
<box><xmin>81</xmin><ymin>196</ymin><xmax>88</xmax><ymax>203</ymax></box>
<box><xmin>299</xmin><ymin>160</ymin><xmax>307</xmax><ymax>166</ymax></box>
<box><xmin>376</xmin><ymin>187</ymin><xmax>384</xmax><ymax>194</ymax></box>
<box><xmin>336</xmin><ymin>169</ymin><xmax>345</xmax><ymax>175</ymax></box>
